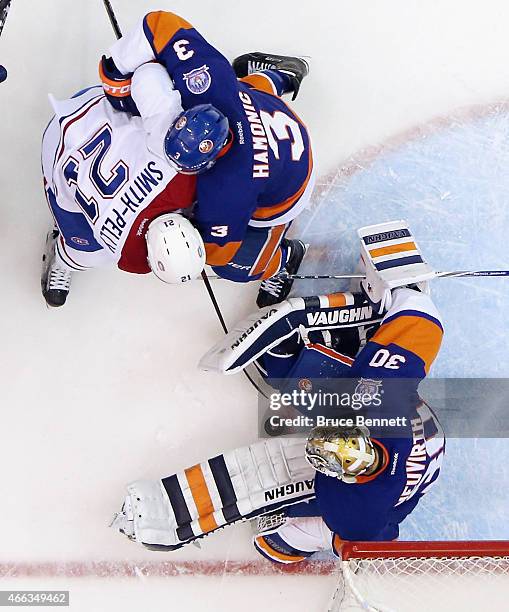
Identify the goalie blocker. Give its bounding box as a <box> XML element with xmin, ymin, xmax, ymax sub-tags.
<box><xmin>359</xmin><ymin>220</ymin><xmax>435</xmax><ymax>314</ymax></box>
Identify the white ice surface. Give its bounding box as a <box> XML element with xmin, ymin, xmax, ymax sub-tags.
<box><xmin>1</xmin><ymin>0</ymin><xmax>509</xmax><ymax>610</ymax></box>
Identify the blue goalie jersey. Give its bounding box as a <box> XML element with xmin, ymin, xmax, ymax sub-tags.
<box><xmin>261</xmin><ymin>288</ymin><xmax>446</xmax><ymax>543</ymax></box>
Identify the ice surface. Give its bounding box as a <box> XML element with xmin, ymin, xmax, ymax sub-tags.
<box><xmin>292</xmin><ymin>106</ymin><xmax>509</xmax><ymax>540</ymax></box>
<box><xmin>2</xmin><ymin>0</ymin><xmax>509</xmax><ymax>609</ymax></box>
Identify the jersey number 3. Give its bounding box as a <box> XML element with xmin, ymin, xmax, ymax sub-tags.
<box><xmin>260</xmin><ymin>111</ymin><xmax>305</xmax><ymax>162</ymax></box>
<box><xmin>62</xmin><ymin>125</ymin><xmax>129</xmax><ymax>223</ymax></box>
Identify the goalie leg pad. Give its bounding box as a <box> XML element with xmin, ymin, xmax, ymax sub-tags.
<box><xmin>112</xmin><ymin>437</ymin><xmax>316</xmax><ymax>550</ymax></box>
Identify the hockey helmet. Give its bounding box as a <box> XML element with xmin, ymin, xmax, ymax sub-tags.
<box><xmin>305</xmin><ymin>426</ymin><xmax>377</xmax><ymax>483</ymax></box>
<box><xmin>146</xmin><ymin>213</ymin><xmax>205</xmax><ymax>284</ymax></box>
<box><xmin>164</xmin><ymin>104</ymin><xmax>230</xmax><ymax>175</ymax></box>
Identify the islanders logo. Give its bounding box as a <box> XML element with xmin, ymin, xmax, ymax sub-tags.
<box><xmin>183</xmin><ymin>65</ymin><xmax>212</xmax><ymax>95</ymax></box>
<box><xmin>199</xmin><ymin>139</ymin><xmax>214</xmax><ymax>154</ymax></box>
<box><xmin>298</xmin><ymin>378</ymin><xmax>313</xmax><ymax>392</ymax></box>
<box><xmin>175</xmin><ymin>116</ymin><xmax>187</xmax><ymax>130</ymax></box>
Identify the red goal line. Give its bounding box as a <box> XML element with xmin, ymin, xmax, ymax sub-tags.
<box><xmin>3</xmin><ymin>541</ymin><xmax>508</xmax><ymax>579</ymax></box>
<box><xmin>0</xmin><ymin>560</ymin><xmax>338</xmax><ymax>579</ymax></box>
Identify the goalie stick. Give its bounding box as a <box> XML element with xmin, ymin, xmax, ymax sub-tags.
<box><xmin>275</xmin><ymin>269</ymin><xmax>509</xmax><ymax>280</ymax></box>
<box><xmin>100</xmin><ymin>0</ymin><xmax>270</xmax><ymax>400</ymax></box>
<box><xmin>0</xmin><ymin>0</ymin><xmax>13</xmax><ymax>82</ymax></box>
<box><xmin>203</xmin><ymin>269</ymin><xmax>509</xmax><ymax>281</ymax></box>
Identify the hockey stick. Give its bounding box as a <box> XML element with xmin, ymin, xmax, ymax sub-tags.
<box><xmin>201</xmin><ymin>270</ymin><xmax>228</xmax><ymax>334</ymax></box>
<box><xmin>0</xmin><ymin>0</ymin><xmax>13</xmax><ymax>82</ymax></box>
<box><xmin>0</xmin><ymin>0</ymin><xmax>12</xmax><ymax>37</ymax></box>
<box><xmin>102</xmin><ymin>0</ymin><xmax>122</xmax><ymax>39</ymax></box>
<box><xmin>202</xmin><ymin>269</ymin><xmax>509</xmax><ymax>281</ymax></box>
<box><xmin>200</xmin><ymin>270</ymin><xmax>270</xmax><ymax>398</ymax></box>
<box><xmin>279</xmin><ymin>269</ymin><xmax>509</xmax><ymax>280</ymax></box>
<box><xmin>100</xmin><ymin>0</ymin><xmax>270</xmax><ymax>400</ymax></box>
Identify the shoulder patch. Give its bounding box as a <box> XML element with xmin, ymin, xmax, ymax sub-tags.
<box><xmin>71</xmin><ymin>236</ymin><xmax>89</xmax><ymax>246</ymax></box>
<box><xmin>183</xmin><ymin>65</ymin><xmax>212</xmax><ymax>95</ymax></box>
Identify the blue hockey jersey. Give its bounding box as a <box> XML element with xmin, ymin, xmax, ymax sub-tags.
<box><xmin>109</xmin><ymin>11</ymin><xmax>313</xmax><ymax>266</ymax></box>
<box><xmin>262</xmin><ymin>288</ymin><xmax>446</xmax><ymax>543</ymax></box>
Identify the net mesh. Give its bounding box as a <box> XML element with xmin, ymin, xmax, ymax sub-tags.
<box><xmin>332</xmin><ymin>550</ymin><xmax>509</xmax><ymax>612</ymax></box>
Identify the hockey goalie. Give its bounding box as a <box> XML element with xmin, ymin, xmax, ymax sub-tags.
<box><xmin>111</xmin><ymin>222</ymin><xmax>446</xmax><ymax>563</ymax></box>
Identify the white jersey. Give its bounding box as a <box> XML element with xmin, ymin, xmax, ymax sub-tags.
<box><xmin>42</xmin><ymin>65</ymin><xmax>187</xmax><ymax>271</ymax></box>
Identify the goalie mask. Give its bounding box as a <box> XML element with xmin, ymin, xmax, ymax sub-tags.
<box><xmin>305</xmin><ymin>426</ymin><xmax>377</xmax><ymax>483</ymax></box>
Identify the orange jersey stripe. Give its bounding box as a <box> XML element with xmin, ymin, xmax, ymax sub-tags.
<box><xmin>372</xmin><ymin>314</ymin><xmax>443</xmax><ymax>373</ymax></box>
<box><xmin>146</xmin><ymin>11</ymin><xmax>193</xmax><ymax>54</ymax></box>
<box><xmin>252</xmin><ymin>149</ymin><xmax>313</xmax><ymax>220</ymax></box>
<box><xmin>205</xmin><ymin>241</ymin><xmax>242</xmax><ymax>266</ymax></box>
<box><xmin>332</xmin><ymin>534</ymin><xmax>343</xmax><ymax>556</ymax></box>
<box><xmin>240</xmin><ymin>73</ymin><xmax>277</xmax><ymax>95</ymax></box>
<box><xmin>251</xmin><ymin>225</ymin><xmax>286</xmax><ymax>276</ymax></box>
<box><xmin>185</xmin><ymin>464</ymin><xmax>219</xmax><ymax>534</ymax></box>
<box><xmin>255</xmin><ymin>536</ymin><xmax>306</xmax><ymax>563</ymax></box>
<box><xmin>369</xmin><ymin>241</ymin><xmax>418</xmax><ymax>258</ymax></box>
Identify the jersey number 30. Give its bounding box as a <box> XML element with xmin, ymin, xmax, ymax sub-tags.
<box><xmin>62</xmin><ymin>125</ymin><xmax>129</xmax><ymax>223</ymax></box>
<box><xmin>369</xmin><ymin>349</ymin><xmax>406</xmax><ymax>370</ymax></box>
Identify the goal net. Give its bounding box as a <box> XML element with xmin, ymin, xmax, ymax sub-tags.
<box><xmin>330</xmin><ymin>540</ymin><xmax>509</xmax><ymax>612</ymax></box>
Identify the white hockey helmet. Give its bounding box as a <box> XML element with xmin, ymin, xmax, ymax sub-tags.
<box><xmin>146</xmin><ymin>213</ymin><xmax>205</xmax><ymax>284</ymax></box>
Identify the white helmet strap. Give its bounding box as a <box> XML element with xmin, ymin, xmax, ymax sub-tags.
<box><xmin>323</xmin><ymin>439</ymin><xmax>375</xmax><ymax>473</ymax></box>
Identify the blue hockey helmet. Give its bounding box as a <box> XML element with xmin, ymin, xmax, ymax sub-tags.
<box><xmin>164</xmin><ymin>104</ymin><xmax>230</xmax><ymax>175</ymax></box>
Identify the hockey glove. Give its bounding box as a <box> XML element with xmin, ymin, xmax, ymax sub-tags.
<box><xmin>99</xmin><ymin>55</ymin><xmax>140</xmax><ymax>116</ymax></box>
<box><xmin>358</xmin><ymin>220</ymin><xmax>435</xmax><ymax>315</ymax></box>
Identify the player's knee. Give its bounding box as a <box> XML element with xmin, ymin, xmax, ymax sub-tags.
<box><xmin>211</xmin><ymin>263</ymin><xmax>262</xmax><ymax>283</ymax></box>
<box><xmin>253</xmin><ymin>533</ymin><xmax>312</xmax><ymax>565</ymax></box>
<box><xmin>211</xmin><ymin>265</ymin><xmax>251</xmax><ymax>282</ymax></box>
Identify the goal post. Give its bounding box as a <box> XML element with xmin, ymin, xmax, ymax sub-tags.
<box><xmin>329</xmin><ymin>540</ymin><xmax>509</xmax><ymax>612</ymax></box>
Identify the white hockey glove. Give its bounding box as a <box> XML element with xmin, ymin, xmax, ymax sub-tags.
<box><xmin>358</xmin><ymin>220</ymin><xmax>435</xmax><ymax>315</ymax></box>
